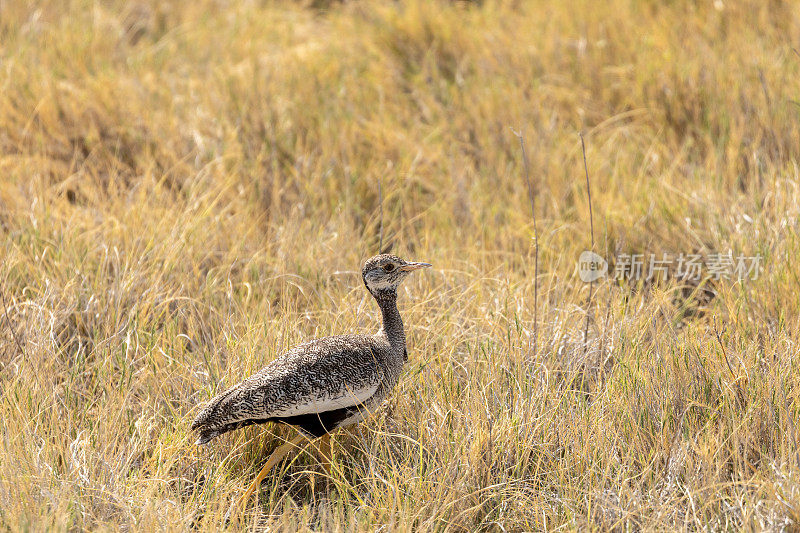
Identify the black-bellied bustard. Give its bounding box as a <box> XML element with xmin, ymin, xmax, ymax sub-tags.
<box><xmin>191</xmin><ymin>254</ymin><xmax>431</xmax><ymax>516</ymax></box>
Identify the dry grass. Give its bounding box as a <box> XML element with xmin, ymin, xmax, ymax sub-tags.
<box><xmin>1</xmin><ymin>0</ymin><xmax>800</xmax><ymax>530</ymax></box>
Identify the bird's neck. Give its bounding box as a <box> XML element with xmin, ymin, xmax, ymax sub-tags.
<box><xmin>373</xmin><ymin>288</ymin><xmax>406</xmax><ymax>358</ymax></box>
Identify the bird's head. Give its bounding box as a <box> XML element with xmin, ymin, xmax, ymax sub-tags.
<box><xmin>362</xmin><ymin>254</ymin><xmax>431</xmax><ymax>299</ymax></box>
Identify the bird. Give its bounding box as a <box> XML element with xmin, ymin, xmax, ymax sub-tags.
<box><xmin>191</xmin><ymin>253</ymin><xmax>431</xmax><ymax>513</ymax></box>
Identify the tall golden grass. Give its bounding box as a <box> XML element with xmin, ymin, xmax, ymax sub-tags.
<box><xmin>1</xmin><ymin>0</ymin><xmax>799</xmax><ymax>530</ymax></box>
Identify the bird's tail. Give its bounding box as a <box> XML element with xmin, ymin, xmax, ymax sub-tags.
<box><xmin>194</xmin><ymin>426</ymin><xmax>223</xmax><ymax>445</ymax></box>
<box><xmin>190</xmin><ymin>386</ymin><xmax>239</xmax><ymax>445</ymax></box>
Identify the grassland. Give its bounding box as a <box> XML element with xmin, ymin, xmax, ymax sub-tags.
<box><xmin>1</xmin><ymin>0</ymin><xmax>800</xmax><ymax>530</ymax></box>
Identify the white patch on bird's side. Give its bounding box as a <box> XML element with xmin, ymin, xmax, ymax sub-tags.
<box><xmin>269</xmin><ymin>382</ymin><xmax>379</xmax><ymax>417</ymax></box>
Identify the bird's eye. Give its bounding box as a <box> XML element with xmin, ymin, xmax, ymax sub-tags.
<box><xmin>383</xmin><ymin>264</ymin><xmax>395</xmax><ymax>272</ymax></box>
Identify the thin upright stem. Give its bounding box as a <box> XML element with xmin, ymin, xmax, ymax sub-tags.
<box><xmin>580</xmin><ymin>132</ymin><xmax>595</xmax><ymax>357</ymax></box>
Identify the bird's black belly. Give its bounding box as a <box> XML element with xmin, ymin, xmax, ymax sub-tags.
<box><xmin>270</xmin><ymin>405</ymin><xmax>362</xmax><ymax>437</ymax></box>
<box><xmin>212</xmin><ymin>405</ymin><xmax>364</xmax><ymax>441</ymax></box>
<box><xmin>228</xmin><ymin>405</ymin><xmax>362</xmax><ymax>439</ymax></box>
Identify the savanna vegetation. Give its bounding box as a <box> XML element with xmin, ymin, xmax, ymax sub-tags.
<box><xmin>1</xmin><ymin>0</ymin><xmax>799</xmax><ymax>530</ymax></box>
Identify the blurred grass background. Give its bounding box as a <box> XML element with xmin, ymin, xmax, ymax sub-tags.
<box><xmin>1</xmin><ymin>0</ymin><xmax>799</xmax><ymax>530</ymax></box>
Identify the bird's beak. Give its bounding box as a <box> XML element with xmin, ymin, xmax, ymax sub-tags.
<box><xmin>400</xmin><ymin>261</ymin><xmax>432</xmax><ymax>271</ymax></box>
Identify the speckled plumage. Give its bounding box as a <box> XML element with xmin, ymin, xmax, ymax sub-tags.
<box><xmin>191</xmin><ymin>254</ymin><xmax>430</xmax><ymax>445</ymax></box>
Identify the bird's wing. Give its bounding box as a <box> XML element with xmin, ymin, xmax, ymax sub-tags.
<box><xmin>191</xmin><ymin>335</ymin><xmax>385</xmax><ymax>437</ymax></box>
<box><xmin>263</xmin><ymin>356</ymin><xmax>380</xmax><ymax>417</ymax></box>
